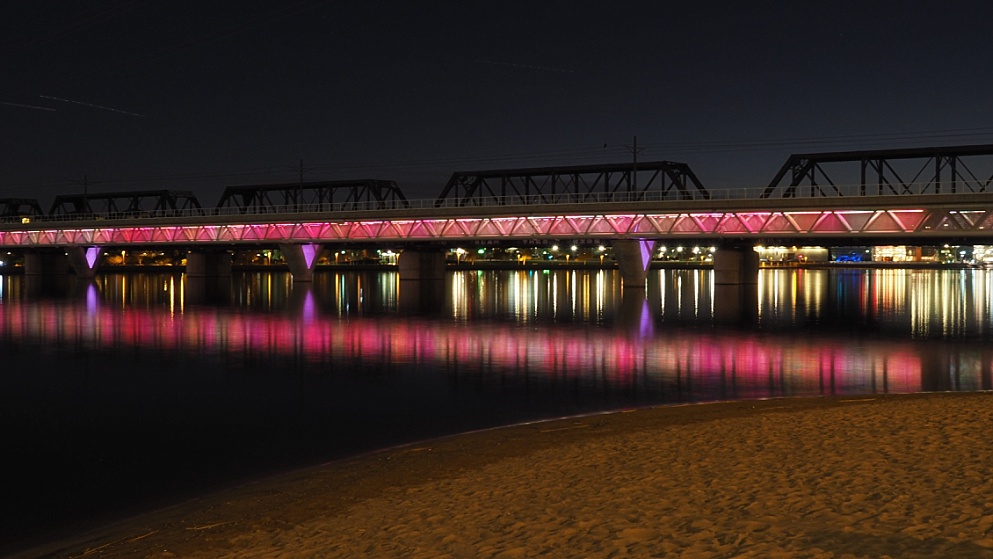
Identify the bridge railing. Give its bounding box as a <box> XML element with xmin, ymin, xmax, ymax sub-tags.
<box><xmin>0</xmin><ymin>190</ymin><xmax>725</xmax><ymax>225</ymax></box>
<box><xmin>0</xmin><ymin>182</ymin><xmax>985</xmax><ymax>226</ymax></box>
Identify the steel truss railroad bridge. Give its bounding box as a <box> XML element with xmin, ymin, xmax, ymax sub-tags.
<box><xmin>3</xmin><ymin>144</ymin><xmax>993</xmax><ymax>286</ymax></box>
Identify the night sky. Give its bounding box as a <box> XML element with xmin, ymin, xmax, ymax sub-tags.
<box><xmin>4</xmin><ymin>1</ymin><xmax>993</xmax><ymax>207</ymax></box>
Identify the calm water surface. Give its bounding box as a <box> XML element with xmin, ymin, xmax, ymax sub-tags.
<box><xmin>2</xmin><ymin>267</ymin><xmax>992</xmax><ymax>553</ymax></box>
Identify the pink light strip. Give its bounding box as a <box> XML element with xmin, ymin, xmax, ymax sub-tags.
<box><xmin>0</xmin><ymin>208</ymin><xmax>967</xmax><ymax>247</ymax></box>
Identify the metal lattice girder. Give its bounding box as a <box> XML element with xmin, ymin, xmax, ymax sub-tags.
<box><xmin>49</xmin><ymin>190</ymin><xmax>204</xmax><ymax>216</ymax></box>
<box><xmin>763</xmin><ymin>144</ymin><xmax>993</xmax><ymax>198</ymax></box>
<box><xmin>215</xmin><ymin>180</ymin><xmax>409</xmax><ymax>212</ymax></box>
<box><xmin>435</xmin><ymin>161</ymin><xmax>709</xmax><ymax>206</ymax></box>
<box><xmin>10</xmin><ymin>206</ymin><xmax>993</xmax><ymax>247</ymax></box>
<box><xmin>0</xmin><ymin>198</ymin><xmax>44</xmax><ymax>217</ymax></box>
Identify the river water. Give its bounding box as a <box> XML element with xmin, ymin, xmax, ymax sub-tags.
<box><xmin>1</xmin><ymin>266</ymin><xmax>991</xmax><ymax>554</ymax></box>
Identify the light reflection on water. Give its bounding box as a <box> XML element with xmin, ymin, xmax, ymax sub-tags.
<box><xmin>2</xmin><ymin>266</ymin><xmax>993</xmax><ymax>553</ymax></box>
<box><xmin>755</xmin><ymin>267</ymin><xmax>993</xmax><ymax>337</ymax></box>
<box><xmin>4</xmin><ymin>267</ymin><xmax>993</xmax><ymax>408</ymax></box>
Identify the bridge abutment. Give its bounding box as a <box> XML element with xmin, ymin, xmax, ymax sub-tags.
<box><xmin>613</xmin><ymin>239</ymin><xmax>656</xmax><ymax>288</ymax></box>
<box><xmin>279</xmin><ymin>243</ymin><xmax>320</xmax><ymax>282</ymax></box>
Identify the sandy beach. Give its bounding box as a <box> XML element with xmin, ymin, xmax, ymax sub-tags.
<box><xmin>15</xmin><ymin>392</ymin><xmax>993</xmax><ymax>559</ymax></box>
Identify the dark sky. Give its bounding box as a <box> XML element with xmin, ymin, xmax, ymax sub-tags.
<box><xmin>4</xmin><ymin>1</ymin><xmax>993</xmax><ymax>206</ymax></box>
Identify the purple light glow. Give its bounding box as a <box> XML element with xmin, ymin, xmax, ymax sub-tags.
<box><xmin>84</xmin><ymin>246</ymin><xmax>99</xmax><ymax>269</ymax></box>
<box><xmin>638</xmin><ymin>239</ymin><xmax>653</xmax><ymax>269</ymax></box>
<box><xmin>301</xmin><ymin>243</ymin><xmax>318</xmax><ymax>269</ymax></box>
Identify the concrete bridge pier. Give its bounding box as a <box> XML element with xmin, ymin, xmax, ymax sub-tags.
<box><xmin>185</xmin><ymin>250</ymin><xmax>232</xmax><ymax>278</ymax></box>
<box><xmin>713</xmin><ymin>247</ymin><xmax>759</xmax><ymax>286</ymax></box>
<box><xmin>279</xmin><ymin>243</ymin><xmax>320</xmax><ymax>282</ymax></box>
<box><xmin>613</xmin><ymin>239</ymin><xmax>656</xmax><ymax>288</ymax></box>
<box><xmin>23</xmin><ymin>249</ymin><xmax>71</xmax><ymax>297</ymax></box>
<box><xmin>398</xmin><ymin>249</ymin><xmax>447</xmax><ymax>281</ymax></box>
<box><xmin>397</xmin><ymin>249</ymin><xmax>446</xmax><ymax>313</ymax></box>
<box><xmin>23</xmin><ymin>249</ymin><xmax>70</xmax><ymax>277</ymax></box>
<box><xmin>185</xmin><ymin>250</ymin><xmax>232</xmax><ymax>305</ymax></box>
<box><xmin>66</xmin><ymin>246</ymin><xmax>101</xmax><ymax>279</ymax></box>
<box><xmin>713</xmin><ymin>247</ymin><xmax>760</xmax><ymax>325</ymax></box>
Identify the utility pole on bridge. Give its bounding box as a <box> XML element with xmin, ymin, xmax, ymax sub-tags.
<box><xmin>70</xmin><ymin>175</ymin><xmax>93</xmax><ymax>215</ymax></box>
<box><xmin>623</xmin><ymin>135</ymin><xmax>646</xmax><ymax>191</ymax></box>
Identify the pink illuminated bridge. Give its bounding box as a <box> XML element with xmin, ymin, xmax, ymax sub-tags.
<box><xmin>1</xmin><ymin>190</ymin><xmax>992</xmax><ymax>248</ymax></box>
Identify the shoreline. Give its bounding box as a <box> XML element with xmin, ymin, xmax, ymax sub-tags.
<box><xmin>15</xmin><ymin>392</ymin><xmax>993</xmax><ymax>558</ymax></box>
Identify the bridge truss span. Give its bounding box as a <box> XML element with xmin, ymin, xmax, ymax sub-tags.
<box><xmin>3</xmin><ymin>205</ymin><xmax>993</xmax><ymax>247</ymax></box>
<box><xmin>435</xmin><ymin>161</ymin><xmax>709</xmax><ymax>207</ymax></box>
<box><xmin>763</xmin><ymin>144</ymin><xmax>993</xmax><ymax>198</ymax></box>
<box><xmin>49</xmin><ymin>190</ymin><xmax>204</xmax><ymax>217</ymax></box>
<box><xmin>215</xmin><ymin>179</ymin><xmax>409</xmax><ymax>213</ymax></box>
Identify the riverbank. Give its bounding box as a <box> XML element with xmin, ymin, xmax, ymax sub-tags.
<box><xmin>16</xmin><ymin>392</ymin><xmax>993</xmax><ymax>559</ymax></box>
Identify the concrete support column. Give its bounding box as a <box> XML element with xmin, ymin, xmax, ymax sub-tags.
<box><xmin>185</xmin><ymin>250</ymin><xmax>232</xmax><ymax>278</ymax></box>
<box><xmin>713</xmin><ymin>247</ymin><xmax>760</xmax><ymax>285</ymax></box>
<box><xmin>23</xmin><ymin>250</ymin><xmax>70</xmax><ymax>297</ymax></box>
<box><xmin>713</xmin><ymin>247</ymin><xmax>759</xmax><ymax>325</ymax></box>
<box><xmin>398</xmin><ymin>249</ymin><xmax>447</xmax><ymax>281</ymax></box>
<box><xmin>398</xmin><ymin>249</ymin><xmax>446</xmax><ymax>313</ymax></box>
<box><xmin>185</xmin><ymin>250</ymin><xmax>232</xmax><ymax>305</ymax></box>
<box><xmin>613</xmin><ymin>239</ymin><xmax>656</xmax><ymax>288</ymax></box>
<box><xmin>279</xmin><ymin>243</ymin><xmax>320</xmax><ymax>282</ymax></box>
<box><xmin>67</xmin><ymin>246</ymin><xmax>101</xmax><ymax>279</ymax></box>
<box><xmin>23</xmin><ymin>250</ymin><xmax>69</xmax><ymax>277</ymax></box>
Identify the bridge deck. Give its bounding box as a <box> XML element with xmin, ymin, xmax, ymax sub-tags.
<box><xmin>0</xmin><ymin>189</ymin><xmax>991</xmax><ymax>247</ymax></box>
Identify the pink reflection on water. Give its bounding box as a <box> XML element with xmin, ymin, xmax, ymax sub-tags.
<box><xmin>0</xmin><ymin>300</ymin><xmax>935</xmax><ymax>399</ymax></box>
<box><xmin>86</xmin><ymin>283</ymin><xmax>98</xmax><ymax>314</ymax></box>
